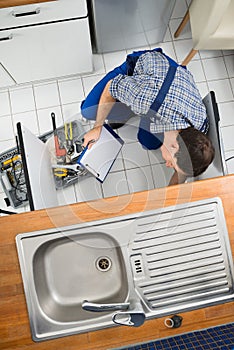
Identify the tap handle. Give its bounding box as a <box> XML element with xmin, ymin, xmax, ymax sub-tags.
<box><xmin>112</xmin><ymin>311</ymin><xmax>145</xmax><ymax>327</ymax></box>
<box><xmin>82</xmin><ymin>300</ymin><xmax>130</xmax><ymax>312</ymax></box>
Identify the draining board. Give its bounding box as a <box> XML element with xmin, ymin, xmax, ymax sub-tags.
<box><xmin>130</xmin><ymin>198</ymin><xmax>234</xmax><ymax>315</ymax></box>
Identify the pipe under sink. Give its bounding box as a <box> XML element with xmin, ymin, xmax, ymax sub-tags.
<box><xmin>16</xmin><ymin>197</ymin><xmax>234</xmax><ymax>341</ymax></box>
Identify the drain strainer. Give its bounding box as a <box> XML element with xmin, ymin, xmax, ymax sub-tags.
<box><xmin>96</xmin><ymin>256</ymin><xmax>112</xmax><ymax>272</ymax></box>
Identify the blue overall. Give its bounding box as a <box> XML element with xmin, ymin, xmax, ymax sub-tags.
<box><xmin>81</xmin><ymin>48</ymin><xmax>182</xmax><ymax>150</ymax></box>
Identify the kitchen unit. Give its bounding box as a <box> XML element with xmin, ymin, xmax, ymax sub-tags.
<box><xmin>0</xmin><ymin>175</ymin><xmax>234</xmax><ymax>349</ymax></box>
<box><xmin>88</xmin><ymin>0</ymin><xmax>176</xmax><ymax>53</ymax></box>
<box><xmin>0</xmin><ymin>0</ymin><xmax>93</xmax><ymax>87</ymax></box>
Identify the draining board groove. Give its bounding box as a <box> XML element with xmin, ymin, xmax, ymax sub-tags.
<box><xmin>130</xmin><ymin>198</ymin><xmax>234</xmax><ymax>314</ymax></box>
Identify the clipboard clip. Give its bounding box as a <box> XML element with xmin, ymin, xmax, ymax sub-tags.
<box><xmin>82</xmin><ymin>138</ymin><xmax>96</xmax><ymax>150</ymax></box>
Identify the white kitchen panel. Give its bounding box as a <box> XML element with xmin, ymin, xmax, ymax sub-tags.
<box><xmin>0</xmin><ymin>90</ymin><xmax>11</xmax><ymax>117</ymax></box>
<box><xmin>199</xmin><ymin>50</ymin><xmax>223</xmax><ymax>59</ymax></box>
<box><xmin>58</xmin><ymin>78</ymin><xmax>84</xmax><ymax>105</ymax></box>
<box><xmin>61</xmin><ymin>103</ymin><xmax>82</xmax><ymax>122</ymax></box>
<box><xmin>126</xmin><ymin>166</ymin><xmax>154</xmax><ymax>193</ymax></box>
<box><xmin>122</xmin><ymin>142</ymin><xmax>150</xmax><ymax>170</ymax></box>
<box><xmin>171</xmin><ymin>0</ymin><xmax>187</xmax><ymax>19</ymax></box>
<box><xmin>117</xmin><ymin>116</ymin><xmax>140</xmax><ymax>144</ymax></box>
<box><xmin>221</xmin><ymin>125</ymin><xmax>234</xmax><ymax>152</ymax></box>
<box><xmin>0</xmin><ymin>19</ymin><xmax>92</xmax><ymax>83</ymax></box>
<box><xmin>103</xmin><ymin>51</ymin><xmax>128</xmax><ymax>73</ymax></box>
<box><xmin>202</xmin><ymin>57</ymin><xmax>228</xmax><ymax>81</ymax></box>
<box><xmin>224</xmin><ymin>55</ymin><xmax>234</xmax><ymax>78</ymax></box>
<box><xmin>56</xmin><ymin>185</ymin><xmax>77</xmax><ymax>206</ymax></box>
<box><xmin>225</xmin><ymin>151</ymin><xmax>234</xmax><ymax>174</ymax></box>
<box><xmin>169</xmin><ymin>18</ymin><xmax>191</xmax><ymax>41</ymax></box>
<box><xmin>10</xmin><ymin>85</ymin><xmax>35</xmax><ymax>114</ymax></box>
<box><xmin>218</xmin><ymin>102</ymin><xmax>234</xmax><ymax>127</ymax></box>
<box><xmin>151</xmin><ymin>163</ymin><xmax>174</xmax><ymax>189</ymax></box>
<box><xmin>0</xmin><ymin>139</ymin><xmax>17</xmax><ymax>153</ymax></box>
<box><xmin>173</xmin><ymin>38</ymin><xmax>199</xmax><ymax>63</ymax></box>
<box><xmin>34</xmin><ymin>82</ymin><xmax>60</xmax><ymax>109</ymax></box>
<box><xmin>0</xmin><ymin>0</ymin><xmax>87</xmax><ymax>30</ymax></box>
<box><xmin>12</xmin><ymin>110</ymin><xmax>39</xmax><ymax>135</ymax></box>
<box><xmin>82</xmin><ymin>74</ymin><xmax>105</xmax><ymax>99</ymax></box>
<box><xmin>0</xmin><ymin>63</ymin><xmax>15</xmax><ymax>88</ymax></box>
<box><xmin>0</xmin><ymin>115</ymin><xmax>14</xmax><ymax>140</ymax></box>
<box><xmin>74</xmin><ymin>175</ymin><xmax>102</xmax><ymax>202</ymax></box>
<box><xmin>227</xmin><ymin>158</ymin><xmax>234</xmax><ymax>174</ymax></box>
<box><xmin>90</xmin><ymin>0</ymin><xmax>175</xmax><ymax>53</ymax></box>
<box><xmin>196</xmin><ymin>82</ymin><xmax>209</xmax><ymax>98</ymax></box>
<box><xmin>102</xmin><ymin>171</ymin><xmax>129</xmax><ymax>198</ymax></box>
<box><xmin>160</xmin><ymin>42</ymin><xmax>177</xmax><ymax>62</ymax></box>
<box><xmin>147</xmin><ymin>148</ymin><xmax>165</xmax><ymax>165</ymax></box>
<box><xmin>187</xmin><ymin>60</ymin><xmax>206</xmax><ymax>83</ymax></box>
<box><xmin>208</xmin><ymin>79</ymin><xmax>233</xmax><ymax>103</ymax></box>
<box><xmin>37</xmin><ymin>106</ymin><xmax>63</xmax><ymax>134</ymax></box>
<box><xmin>109</xmin><ymin>152</ymin><xmax>125</xmax><ymax>173</ymax></box>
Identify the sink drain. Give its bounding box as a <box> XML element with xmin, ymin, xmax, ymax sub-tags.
<box><xmin>96</xmin><ymin>256</ymin><xmax>112</xmax><ymax>272</ymax></box>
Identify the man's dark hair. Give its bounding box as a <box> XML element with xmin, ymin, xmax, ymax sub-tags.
<box><xmin>175</xmin><ymin>127</ymin><xmax>215</xmax><ymax>177</ymax></box>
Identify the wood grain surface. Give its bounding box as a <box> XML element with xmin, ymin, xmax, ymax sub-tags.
<box><xmin>0</xmin><ymin>0</ymin><xmax>56</xmax><ymax>9</ymax></box>
<box><xmin>0</xmin><ymin>175</ymin><xmax>234</xmax><ymax>350</ymax></box>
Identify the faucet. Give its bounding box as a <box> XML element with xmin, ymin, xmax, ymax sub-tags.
<box><xmin>82</xmin><ymin>300</ymin><xmax>130</xmax><ymax>312</ymax></box>
<box><xmin>82</xmin><ymin>300</ymin><xmax>145</xmax><ymax>327</ymax></box>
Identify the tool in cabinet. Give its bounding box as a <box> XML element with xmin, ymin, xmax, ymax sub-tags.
<box><xmin>64</xmin><ymin>122</ymin><xmax>75</xmax><ymax>155</ymax></box>
<box><xmin>51</xmin><ymin>112</ymin><xmax>66</xmax><ymax>161</ymax></box>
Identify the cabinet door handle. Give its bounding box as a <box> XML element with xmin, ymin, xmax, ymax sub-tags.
<box><xmin>0</xmin><ymin>34</ymin><xmax>13</xmax><ymax>42</ymax></box>
<box><xmin>12</xmin><ymin>8</ymin><xmax>40</xmax><ymax>17</ymax></box>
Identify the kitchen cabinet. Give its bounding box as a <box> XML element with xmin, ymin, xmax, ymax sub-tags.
<box><xmin>0</xmin><ymin>62</ymin><xmax>15</xmax><ymax>87</ymax></box>
<box><xmin>0</xmin><ymin>0</ymin><xmax>88</xmax><ymax>29</ymax></box>
<box><xmin>89</xmin><ymin>0</ymin><xmax>175</xmax><ymax>53</ymax></box>
<box><xmin>0</xmin><ymin>1</ymin><xmax>56</xmax><ymax>9</ymax></box>
<box><xmin>0</xmin><ymin>0</ymin><xmax>92</xmax><ymax>86</ymax></box>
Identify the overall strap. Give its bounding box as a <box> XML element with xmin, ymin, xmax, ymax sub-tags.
<box><xmin>150</xmin><ymin>65</ymin><xmax>177</xmax><ymax>113</ymax></box>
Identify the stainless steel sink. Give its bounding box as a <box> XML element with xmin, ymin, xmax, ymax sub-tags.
<box><xmin>16</xmin><ymin>197</ymin><xmax>234</xmax><ymax>342</ymax></box>
<box><xmin>33</xmin><ymin>233</ymin><xmax>128</xmax><ymax>323</ymax></box>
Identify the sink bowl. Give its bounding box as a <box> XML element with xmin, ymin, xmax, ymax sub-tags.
<box><xmin>33</xmin><ymin>233</ymin><xmax>128</xmax><ymax>323</ymax></box>
<box><xmin>16</xmin><ymin>197</ymin><xmax>234</xmax><ymax>342</ymax></box>
<box><xmin>16</xmin><ymin>222</ymin><xmax>135</xmax><ymax>341</ymax></box>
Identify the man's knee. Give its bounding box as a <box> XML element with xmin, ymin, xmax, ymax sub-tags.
<box><xmin>80</xmin><ymin>100</ymin><xmax>97</xmax><ymax>120</ymax></box>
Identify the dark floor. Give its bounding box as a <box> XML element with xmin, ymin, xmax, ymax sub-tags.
<box><xmin>119</xmin><ymin>323</ymin><xmax>234</xmax><ymax>350</ymax></box>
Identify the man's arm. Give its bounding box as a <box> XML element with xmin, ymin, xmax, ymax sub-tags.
<box><xmin>168</xmin><ymin>170</ymin><xmax>187</xmax><ymax>186</ymax></box>
<box><xmin>83</xmin><ymin>80</ymin><xmax>115</xmax><ymax>148</ymax></box>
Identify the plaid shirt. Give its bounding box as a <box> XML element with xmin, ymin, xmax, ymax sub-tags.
<box><xmin>109</xmin><ymin>51</ymin><xmax>207</xmax><ymax>133</ymax></box>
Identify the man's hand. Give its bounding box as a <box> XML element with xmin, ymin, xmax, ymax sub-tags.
<box><xmin>82</xmin><ymin>125</ymin><xmax>102</xmax><ymax>149</ymax></box>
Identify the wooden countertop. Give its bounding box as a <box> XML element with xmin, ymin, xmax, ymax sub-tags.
<box><xmin>0</xmin><ymin>0</ymin><xmax>56</xmax><ymax>9</ymax></box>
<box><xmin>0</xmin><ymin>175</ymin><xmax>234</xmax><ymax>350</ymax></box>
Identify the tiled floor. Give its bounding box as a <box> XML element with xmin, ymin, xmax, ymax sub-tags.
<box><xmin>0</xmin><ymin>0</ymin><xmax>234</xmax><ymax>212</ymax></box>
<box><xmin>118</xmin><ymin>323</ymin><xmax>234</xmax><ymax>350</ymax></box>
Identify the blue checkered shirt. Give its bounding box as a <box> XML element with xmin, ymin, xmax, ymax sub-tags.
<box><xmin>109</xmin><ymin>51</ymin><xmax>207</xmax><ymax>133</ymax></box>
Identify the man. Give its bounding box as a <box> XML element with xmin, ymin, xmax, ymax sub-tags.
<box><xmin>81</xmin><ymin>48</ymin><xmax>214</xmax><ymax>185</ymax></box>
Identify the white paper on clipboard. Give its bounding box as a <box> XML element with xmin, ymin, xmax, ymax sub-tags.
<box><xmin>77</xmin><ymin>124</ymin><xmax>124</xmax><ymax>182</ymax></box>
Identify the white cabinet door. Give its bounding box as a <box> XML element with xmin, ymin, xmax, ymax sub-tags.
<box><xmin>0</xmin><ymin>62</ymin><xmax>15</xmax><ymax>87</ymax></box>
<box><xmin>0</xmin><ymin>0</ymin><xmax>88</xmax><ymax>29</ymax></box>
<box><xmin>0</xmin><ymin>18</ymin><xmax>92</xmax><ymax>83</ymax></box>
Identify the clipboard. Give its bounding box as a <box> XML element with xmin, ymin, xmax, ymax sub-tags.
<box><xmin>77</xmin><ymin>124</ymin><xmax>124</xmax><ymax>182</ymax></box>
